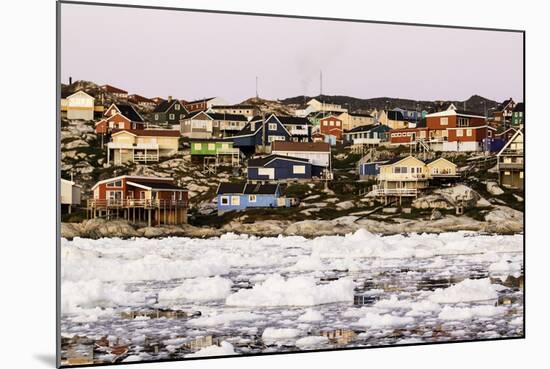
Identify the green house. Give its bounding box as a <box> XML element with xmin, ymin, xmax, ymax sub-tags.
<box><xmin>190</xmin><ymin>141</ymin><xmax>236</xmax><ymax>156</ymax></box>
<box><xmin>511</xmin><ymin>102</ymin><xmax>524</xmax><ymax>127</ymax></box>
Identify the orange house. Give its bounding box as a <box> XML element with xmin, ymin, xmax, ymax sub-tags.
<box><xmin>320</xmin><ymin>115</ymin><xmax>343</xmax><ymax>140</ymax></box>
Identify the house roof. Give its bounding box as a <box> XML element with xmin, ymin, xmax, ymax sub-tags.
<box><xmin>423</xmin><ymin>157</ymin><xmax>456</xmax><ymax>166</ymax></box>
<box><xmin>111</xmin><ymin>129</ymin><xmax>180</xmax><ymax>137</ymax></box>
<box><xmin>387</xmin><ymin>111</ymin><xmax>405</xmax><ymax>121</ymax></box>
<box><xmin>207</xmin><ymin>112</ymin><xmax>249</xmax><ymax>121</ymax></box>
<box><xmin>513</xmin><ymin>102</ymin><xmax>524</xmax><ymax>112</ymax></box>
<box><xmin>496</xmin><ymin>98</ymin><xmax>515</xmax><ymax>112</ymax></box>
<box><xmin>271</xmin><ymin>141</ymin><xmax>330</xmax><ymax>153</ymax></box>
<box><xmin>379</xmin><ymin>155</ymin><xmax>425</xmax><ymax>166</ymax></box>
<box><xmin>248</xmin><ymin>154</ymin><xmax>310</xmax><ymax>167</ymax></box>
<box><xmin>217</xmin><ymin>182</ymin><xmax>280</xmax><ymax>195</ymax></box>
<box><xmin>345</xmin><ymin>124</ymin><xmax>376</xmax><ymax>134</ymax></box>
<box><xmin>101</xmin><ymin>84</ymin><xmax>127</xmax><ymax>94</ymax></box>
<box><xmin>128</xmin><ymin>94</ymin><xmax>155</xmax><ymax>104</ymax></box>
<box><xmin>186</xmin><ymin>97</ymin><xmax>217</xmax><ymax>105</ymax></box>
<box><xmin>91</xmin><ymin>175</ymin><xmax>176</xmax><ymax>190</ymax></box>
<box><xmin>153</xmin><ymin>99</ymin><xmax>181</xmax><ymax>113</ymax></box>
<box><xmin>276</xmin><ymin>116</ymin><xmax>312</xmax><ymax>125</ymax></box>
<box><xmin>111</xmin><ymin>103</ymin><xmax>144</xmax><ymax>122</ymax></box>
<box><xmin>126</xmin><ymin>179</ymin><xmax>186</xmax><ymax>191</ymax></box>
<box><xmin>211</xmin><ymin>104</ymin><xmax>257</xmax><ymax>110</ymax></box>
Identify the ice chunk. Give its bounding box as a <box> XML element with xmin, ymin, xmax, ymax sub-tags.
<box><xmin>429</xmin><ymin>278</ymin><xmax>499</xmax><ymax>303</ymax></box>
<box><xmin>184</xmin><ymin>341</ymin><xmax>236</xmax><ymax>358</ymax></box>
<box><xmin>158</xmin><ymin>276</ymin><xmax>231</xmax><ymax>302</ymax></box>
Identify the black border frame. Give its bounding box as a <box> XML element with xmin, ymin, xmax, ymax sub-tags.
<box><xmin>56</xmin><ymin>1</ymin><xmax>526</xmax><ymax>367</ymax></box>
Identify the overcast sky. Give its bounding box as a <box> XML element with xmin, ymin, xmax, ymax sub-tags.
<box><xmin>60</xmin><ymin>3</ymin><xmax>523</xmax><ymax>104</ymax></box>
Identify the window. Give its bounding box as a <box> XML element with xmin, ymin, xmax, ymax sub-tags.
<box><xmin>180</xmin><ymin>114</ymin><xmax>184</xmax><ymax>119</ymax></box>
<box><xmin>488</xmin><ymin>130</ymin><xmax>493</xmax><ymax>137</ymax></box>
<box><xmin>179</xmin><ymin>192</ymin><xmax>184</xmax><ymax>200</ymax></box>
<box><xmin>208</xmin><ymin>143</ymin><xmax>215</xmax><ymax>150</ymax></box>
<box><xmin>268</xmin><ymin>123</ymin><xmax>278</xmax><ymax>131</ymax></box>
<box><xmin>231</xmin><ymin>196</ymin><xmax>240</xmax><ymax>205</ymax></box>
<box><xmin>520</xmin><ymin>171</ymin><xmax>524</xmax><ymax>179</ymax></box>
<box><xmin>323</xmin><ymin>121</ymin><xmax>328</xmax><ymax>126</ymax></box>
<box><xmin>171</xmin><ymin>192</ymin><xmax>176</xmax><ymax>200</ymax></box>
<box><xmin>268</xmin><ymin>135</ymin><xmax>285</xmax><ymax>142</ymax></box>
<box><xmin>220</xmin><ymin>196</ymin><xmax>229</xmax><ymax>205</ymax></box>
<box><xmin>249</xmin><ymin>195</ymin><xmax>257</xmax><ymax>203</ymax></box>
<box><xmin>440</xmin><ymin>117</ymin><xmax>448</xmax><ymax>126</ymax></box>
<box><xmin>504</xmin><ymin>171</ymin><xmax>511</xmax><ymax>176</ymax></box>
<box><xmin>293</xmin><ymin>165</ymin><xmax>306</xmax><ymax>174</ymax></box>
<box><xmin>107</xmin><ymin>180</ymin><xmax>122</xmax><ymax>187</ymax></box>
<box><xmin>466</xmin><ymin>129</ymin><xmax>472</xmax><ymax>136</ymax></box>
<box><xmin>194</xmin><ymin>143</ymin><xmax>202</xmax><ymax>150</ymax></box>
<box><xmin>175</xmin><ymin>104</ymin><xmax>180</xmax><ymax>111</ymax></box>
<box><xmin>140</xmin><ymin>191</ymin><xmax>145</xmax><ymax>199</ymax></box>
<box><xmin>457</xmin><ymin>117</ymin><xmax>469</xmax><ymax>127</ymax></box>
<box><xmin>154</xmin><ymin>114</ymin><xmax>159</xmax><ymax>120</ymax></box>
<box><xmin>169</xmin><ymin>114</ymin><xmax>175</xmax><ymax>120</ymax></box>
<box><xmin>457</xmin><ymin>129</ymin><xmax>463</xmax><ymax>137</ymax></box>
<box><xmin>118</xmin><ymin>122</ymin><xmax>124</xmax><ymax>129</ymax></box>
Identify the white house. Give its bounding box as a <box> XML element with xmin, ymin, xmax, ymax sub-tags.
<box><xmin>61</xmin><ymin>178</ymin><xmax>82</xmax><ymax>214</ymax></box>
<box><xmin>271</xmin><ymin>141</ymin><xmax>331</xmax><ymax>168</ymax></box>
<box><xmin>66</xmin><ymin>90</ymin><xmax>95</xmax><ymax>120</ymax></box>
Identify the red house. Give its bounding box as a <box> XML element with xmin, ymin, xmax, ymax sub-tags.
<box><xmin>95</xmin><ymin>103</ymin><xmax>146</xmax><ymax>134</ymax></box>
<box><xmin>320</xmin><ymin>115</ymin><xmax>343</xmax><ymax>140</ymax></box>
<box><xmin>100</xmin><ymin>84</ymin><xmax>128</xmax><ymax>100</ymax></box>
<box><xmin>88</xmin><ymin>175</ymin><xmax>188</xmax><ymax>226</ymax></box>
<box><xmin>425</xmin><ymin>107</ymin><xmax>494</xmax><ymax>151</ymax></box>
<box><xmin>389</xmin><ymin>127</ymin><xmax>431</xmax><ymax>145</ymax></box>
<box><xmin>128</xmin><ymin>94</ymin><xmax>156</xmax><ymax>110</ymax></box>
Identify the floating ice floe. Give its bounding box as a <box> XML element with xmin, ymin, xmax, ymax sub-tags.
<box><xmin>429</xmin><ymin>278</ymin><xmax>500</xmax><ymax>303</ymax></box>
<box><xmin>225</xmin><ymin>274</ymin><xmax>355</xmax><ymax>307</ymax></box>
<box><xmin>184</xmin><ymin>341</ymin><xmax>236</xmax><ymax>358</ymax></box>
<box><xmin>158</xmin><ymin>276</ymin><xmax>232</xmax><ymax>302</ymax></box>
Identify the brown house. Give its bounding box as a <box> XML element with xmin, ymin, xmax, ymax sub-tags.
<box><xmin>89</xmin><ymin>175</ymin><xmax>188</xmax><ymax>226</ymax></box>
<box><xmin>101</xmin><ymin>84</ymin><xmax>128</xmax><ymax>100</ymax></box>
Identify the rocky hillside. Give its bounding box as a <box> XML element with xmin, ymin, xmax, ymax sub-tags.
<box><xmin>280</xmin><ymin>94</ymin><xmax>499</xmax><ymax>114</ymax></box>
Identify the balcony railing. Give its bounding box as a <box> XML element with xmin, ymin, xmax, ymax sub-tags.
<box><xmin>499</xmin><ymin>148</ymin><xmax>524</xmax><ymax>156</ymax></box>
<box><xmin>372</xmin><ymin>188</ymin><xmax>418</xmax><ymax>197</ymax></box>
<box><xmin>290</xmin><ymin>128</ymin><xmax>309</xmax><ymax>135</ymax></box>
<box><xmin>88</xmin><ymin>199</ymin><xmax>188</xmax><ymax>209</ymax></box>
<box><xmin>498</xmin><ymin>162</ymin><xmax>524</xmax><ymax>170</ymax></box>
<box><xmin>353</xmin><ymin>138</ymin><xmax>381</xmax><ymax>145</ymax></box>
<box><xmin>134</xmin><ymin>153</ymin><xmax>160</xmax><ymax>162</ymax></box>
<box><xmin>107</xmin><ymin>142</ymin><xmax>159</xmax><ymax>150</ymax></box>
<box><xmin>379</xmin><ymin>173</ymin><xmax>428</xmax><ymax>181</ymax></box>
<box><xmin>216</xmin><ymin>147</ymin><xmax>240</xmax><ymax>155</ymax></box>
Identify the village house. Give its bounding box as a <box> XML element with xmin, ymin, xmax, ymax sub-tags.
<box><xmin>358</xmin><ymin>160</ymin><xmax>388</xmax><ymax>181</ymax></box>
<box><xmin>151</xmin><ymin>97</ymin><xmax>188</xmax><ymax>126</ymax></box>
<box><xmin>271</xmin><ymin>140</ymin><xmax>332</xmax><ymax>177</ymax></box>
<box><xmin>61</xmin><ymin>178</ymin><xmax>82</xmax><ymax>214</ymax></box>
<box><xmin>295</xmin><ymin>98</ymin><xmax>348</xmax><ymax>117</ymax></box>
<box><xmin>106</xmin><ymin>129</ymin><xmax>180</xmax><ymax>165</ymax></box>
<box><xmin>425</xmin><ymin>107</ymin><xmax>494</xmax><ymax>151</ymax></box>
<box><xmin>492</xmin><ymin>98</ymin><xmax>515</xmax><ymax>127</ymax></box>
<box><xmin>128</xmin><ymin>94</ymin><xmax>157</xmax><ymax>110</ymax></box>
<box><xmin>209</xmin><ymin>104</ymin><xmax>260</xmax><ymax>118</ymax></box>
<box><xmin>344</xmin><ymin>124</ymin><xmax>391</xmax><ymax>147</ymax></box>
<box><xmin>216</xmin><ymin>182</ymin><xmax>295</xmax><ymax>214</ymax></box>
<box><xmin>247</xmin><ymin>154</ymin><xmax>325</xmax><ymax>182</ymax></box>
<box><xmin>377</xmin><ymin>110</ymin><xmax>408</xmax><ymax>129</ymax></box>
<box><xmin>371</xmin><ymin>155</ymin><xmax>458</xmax><ymax>203</ymax></box>
<box><xmin>95</xmin><ymin>103</ymin><xmax>146</xmax><ymax>134</ymax></box>
<box><xmin>319</xmin><ymin>115</ymin><xmax>344</xmax><ymax>141</ymax></box>
<box><xmin>189</xmin><ymin>140</ymin><xmax>241</xmax><ymax>167</ymax></box>
<box><xmin>100</xmin><ymin>84</ymin><xmax>128</xmax><ymax>100</ymax></box>
<box><xmin>180</xmin><ymin>111</ymin><xmax>249</xmax><ymax>139</ymax></box>
<box><xmin>511</xmin><ymin>102</ymin><xmax>524</xmax><ymax>127</ymax></box>
<box><xmin>88</xmin><ymin>175</ymin><xmax>188</xmax><ymax>226</ymax></box>
<box><xmin>497</xmin><ymin>128</ymin><xmax>524</xmax><ymax>189</ymax></box>
<box><xmin>338</xmin><ymin>111</ymin><xmax>375</xmax><ymax>131</ymax></box>
<box><xmin>184</xmin><ymin>97</ymin><xmax>228</xmax><ymax>113</ymax></box>
<box><xmin>64</xmin><ymin>90</ymin><xmax>96</xmax><ymax>120</ymax></box>
<box><xmin>228</xmin><ymin>115</ymin><xmax>291</xmax><ymax>154</ymax></box>
<box><xmin>276</xmin><ymin>115</ymin><xmax>312</xmax><ymax>142</ymax></box>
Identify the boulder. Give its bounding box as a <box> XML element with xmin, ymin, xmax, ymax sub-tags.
<box><xmin>486</xmin><ymin>181</ymin><xmax>505</xmax><ymax>196</ymax></box>
<box><xmin>336</xmin><ymin>201</ymin><xmax>355</xmax><ymax>210</ymax></box>
<box><xmin>81</xmin><ymin>218</ymin><xmax>140</xmax><ymax>238</ymax></box>
<box><xmin>61</xmin><ymin>222</ymin><xmax>82</xmax><ymax>239</ymax></box>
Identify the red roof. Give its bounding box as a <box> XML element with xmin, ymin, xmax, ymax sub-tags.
<box><xmin>101</xmin><ymin>84</ymin><xmax>128</xmax><ymax>94</ymax></box>
<box><xmin>271</xmin><ymin>141</ymin><xmax>330</xmax><ymax>152</ymax></box>
<box><xmin>112</xmin><ymin>129</ymin><xmax>180</xmax><ymax>137</ymax></box>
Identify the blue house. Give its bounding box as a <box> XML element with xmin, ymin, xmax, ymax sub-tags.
<box><xmin>358</xmin><ymin>160</ymin><xmax>388</xmax><ymax>180</ymax></box>
<box><xmin>229</xmin><ymin>114</ymin><xmax>292</xmax><ymax>154</ymax></box>
<box><xmin>247</xmin><ymin>154</ymin><xmax>325</xmax><ymax>181</ymax></box>
<box><xmin>216</xmin><ymin>182</ymin><xmax>293</xmax><ymax>214</ymax></box>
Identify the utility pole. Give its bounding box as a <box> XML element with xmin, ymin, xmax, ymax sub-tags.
<box><xmin>255</xmin><ymin>76</ymin><xmax>258</xmax><ymax>100</ymax></box>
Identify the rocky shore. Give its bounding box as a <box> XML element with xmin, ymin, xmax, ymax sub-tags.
<box><xmin>61</xmin><ymin>205</ymin><xmax>523</xmax><ymax>239</ymax></box>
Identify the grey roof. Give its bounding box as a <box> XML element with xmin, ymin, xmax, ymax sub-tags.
<box><xmin>345</xmin><ymin>124</ymin><xmax>376</xmax><ymax>134</ymax></box>
<box><xmin>113</xmin><ymin>103</ymin><xmax>144</xmax><ymax>122</ymax></box>
<box><xmin>217</xmin><ymin>182</ymin><xmax>279</xmax><ymax>195</ymax></box>
<box><xmin>275</xmin><ymin>115</ymin><xmax>311</xmax><ymax>126</ymax></box>
<box><xmin>387</xmin><ymin>111</ymin><xmax>404</xmax><ymax>121</ymax></box>
<box><xmin>248</xmin><ymin>154</ymin><xmax>309</xmax><ymax>167</ymax></box>
<box><xmin>513</xmin><ymin>102</ymin><xmax>524</xmax><ymax>112</ymax></box>
<box><xmin>153</xmin><ymin>99</ymin><xmax>181</xmax><ymax>113</ymax></box>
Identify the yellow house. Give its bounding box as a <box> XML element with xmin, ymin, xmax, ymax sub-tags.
<box><xmin>425</xmin><ymin>157</ymin><xmax>457</xmax><ymax>177</ymax></box>
<box><xmin>374</xmin><ymin>155</ymin><xmax>458</xmax><ymax>201</ymax></box>
<box><xmin>338</xmin><ymin>112</ymin><xmax>375</xmax><ymax>131</ymax></box>
<box><xmin>497</xmin><ymin>128</ymin><xmax>524</xmax><ymax>189</ymax></box>
<box><xmin>107</xmin><ymin>129</ymin><xmax>180</xmax><ymax>165</ymax></box>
